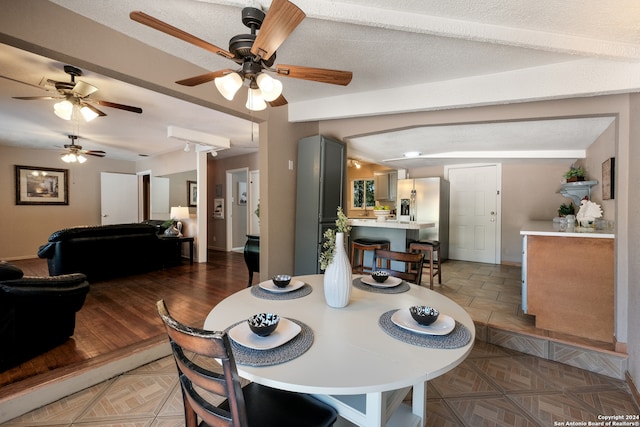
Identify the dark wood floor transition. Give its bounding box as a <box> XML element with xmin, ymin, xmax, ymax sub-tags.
<box><xmin>0</xmin><ymin>251</ymin><xmax>248</xmax><ymax>400</ymax></box>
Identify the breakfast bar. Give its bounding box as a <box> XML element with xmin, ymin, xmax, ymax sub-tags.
<box><xmin>520</xmin><ymin>221</ymin><xmax>615</xmax><ymax>342</ymax></box>
<box><xmin>348</xmin><ymin>219</ymin><xmax>436</xmax><ymax>271</ymax></box>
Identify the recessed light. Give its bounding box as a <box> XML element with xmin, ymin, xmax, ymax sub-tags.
<box><xmin>403</xmin><ymin>151</ymin><xmax>421</xmax><ymax>158</ymax></box>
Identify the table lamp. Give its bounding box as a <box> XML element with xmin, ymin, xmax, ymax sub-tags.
<box><xmin>170</xmin><ymin>206</ymin><xmax>190</xmax><ymax>237</ymax></box>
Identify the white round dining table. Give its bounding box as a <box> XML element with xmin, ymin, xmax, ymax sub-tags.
<box><xmin>204</xmin><ymin>274</ymin><xmax>475</xmax><ymax>427</ymax></box>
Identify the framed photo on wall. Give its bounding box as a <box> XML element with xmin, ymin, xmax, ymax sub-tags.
<box><xmin>602</xmin><ymin>157</ymin><xmax>615</xmax><ymax>200</ymax></box>
<box><xmin>187</xmin><ymin>180</ymin><xmax>197</xmax><ymax>207</ymax></box>
<box><xmin>15</xmin><ymin>165</ymin><xmax>69</xmax><ymax>205</ymax></box>
<box><xmin>238</xmin><ymin>181</ymin><xmax>247</xmax><ymax>205</ymax></box>
<box><xmin>214</xmin><ymin>198</ymin><xmax>224</xmax><ymax>219</ymax></box>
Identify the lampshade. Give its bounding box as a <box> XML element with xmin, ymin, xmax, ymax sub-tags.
<box><xmin>170</xmin><ymin>206</ymin><xmax>190</xmax><ymax>220</ymax></box>
<box><xmin>256</xmin><ymin>73</ymin><xmax>283</xmax><ymax>102</ymax></box>
<box><xmin>54</xmin><ymin>100</ymin><xmax>74</xmax><ymax>120</ymax></box>
<box><xmin>214</xmin><ymin>72</ymin><xmax>243</xmax><ymax>101</ymax></box>
<box><xmin>80</xmin><ymin>105</ymin><xmax>99</xmax><ymax>122</ymax></box>
<box><xmin>246</xmin><ymin>88</ymin><xmax>267</xmax><ymax>111</ymax></box>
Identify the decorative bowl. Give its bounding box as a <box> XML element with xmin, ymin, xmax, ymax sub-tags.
<box><xmin>409</xmin><ymin>306</ymin><xmax>439</xmax><ymax>326</ymax></box>
<box><xmin>272</xmin><ymin>274</ymin><xmax>292</xmax><ymax>288</ymax></box>
<box><xmin>248</xmin><ymin>313</ymin><xmax>280</xmax><ymax>337</ymax></box>
<box><xmin>371</xmin><ymin>271</ymin><xmax>389</xmax><ymax>283</ymax></box>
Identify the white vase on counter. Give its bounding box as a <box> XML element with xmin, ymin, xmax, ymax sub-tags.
<box><xmin>323</xmin><ymin>232</ymin><xmax>352</xmax><ymax>308</ymax></box>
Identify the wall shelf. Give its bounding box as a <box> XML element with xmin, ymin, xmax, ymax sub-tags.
<box><xmin>560</xmin><ymin>180</ymin><xmax>598</xmax><ymax>204</ymax></box>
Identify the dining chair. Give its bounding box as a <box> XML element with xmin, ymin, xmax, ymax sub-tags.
<box><xmin>372</xmin><ymin>249</ymin><xmax>424</xmax><ymax>285</ymax></box>
<box><xmin>156</xmin><ymin>300</ymin><xmax>338</xmax><ymax>427</ymax></box>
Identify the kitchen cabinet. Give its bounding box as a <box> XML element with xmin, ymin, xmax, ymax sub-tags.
<box><xmin>520</xmin><ymin>221</ymin><xmax>614</xmax><ymax>343</ymax></box>
<box><xmin>374</xmin><ymin>171</ymin><xmax>397</xmax><ymax>201</ymax></box>
<box><xmin>294</xmin><ymin>135</ymin><xmax>346</xmax><ymax>275</ymax></box>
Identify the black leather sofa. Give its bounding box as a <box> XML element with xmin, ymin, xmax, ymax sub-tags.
<box><xmin>0</xmin><ymin>260</ymin><xmax>89</xmax><ymax>371</ymax></box>
<box><xmin>37</xmin><ymin>223</ymin><xmax>177</xmax><ymax>281</ymax></box>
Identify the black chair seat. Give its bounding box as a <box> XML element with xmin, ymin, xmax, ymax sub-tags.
<box><xmin>217</xmin><ymin>382</ymin><xmax>337</xmax><ymax>427</ymax></box>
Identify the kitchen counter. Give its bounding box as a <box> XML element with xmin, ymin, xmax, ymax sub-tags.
<box><xmin>520</xmin><ymin>220</ymin><xmax>615</xmax><ymax>238</ymax></box>
<box><xmin>349</xmin><ymin>218</ymin><xmax>435</xmax><ymax>230</ymax></box>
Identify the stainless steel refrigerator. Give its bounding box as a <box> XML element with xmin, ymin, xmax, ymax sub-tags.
<box><xmin>397</xmin><ymin>177</ymin><xmax>450</xmax><ymax>259</ymax></box>
<box><xmin>294</xmin><ymin>135</ymin><xmax>346</xmax><ymax>275</ymax></box>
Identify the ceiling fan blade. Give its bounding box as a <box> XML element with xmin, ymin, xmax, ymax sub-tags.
<box><xmin>73</xmin><ymin>80</ymin><xmax>99</xmax><ymax>98</ymax></box>
<box><xmin>94</xmin><ymin>100</ymin><xmax>143</xmax><ymax>114</ymax></box>
<box><xmin>130</xmin><ymin>11</ymin><xmax>235</xmax><ymax>60</ymax></box>
<box><xmin>1</xmin><ymin>74</ymin><xmax>48</xmax><ymax>90</ymax></box>
<box><xmin>275</xmin><ymin>64</ymin><xmax>353</xmax><ymax>86</ymax></box>
<box><xmin>176</xmin><ymin>69</ymin><xmax>235</xmax><ymax>86</ymax></box>
<box><xmin>82</xmin><ymin>103</ymin><xmax>107</xmax><ymax>117</ymax></box>
<box><xmin>84</xmin><ymin>150</ymin><xmax>107</xmax><ymax>157</ymax></box>
<box><xmin>12</xmin><ymin>96</ymin><xmax>57</xmax><ymax>100</ymax></box>
<box><xmin>268</xmin><ymin>94</ymin><xmax>288</xmax><ymax>107</ymax></box>
<box><xmin>250</xmin><ymin>0</ymin><xmax>305</xmax><ymax>61</ymax></box>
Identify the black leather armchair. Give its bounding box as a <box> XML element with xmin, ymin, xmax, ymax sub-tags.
<box><xmin>0</xmin><ymin>261</ymin><xmax>90</xmax><ymax>371</ymax></box>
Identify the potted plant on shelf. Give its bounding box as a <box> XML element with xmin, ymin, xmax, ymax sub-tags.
<box><xmin>563</xmin><ymin>164</ymin><xmax>586</xmax><ymax>182</ymax></box>
<box><xmin>558</xmin><ymin>202</ymin><xmax>575</xmax><ymax>217</ymax></box>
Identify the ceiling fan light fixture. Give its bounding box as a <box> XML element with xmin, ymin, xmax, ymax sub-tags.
<box><xmin>80</xmin><ymin>105</ymin><xmax>99</xmax><ymax>122</ymax></box>
<box><xmin>214</xmin><ymin>72</ymin><xmax>243</xmax><ymax>101</ymax></box>
<box><xmin>246</xmin><ymin>88</ymin><xmax>267</xmax><ymax>111</ymax></box>
<box><xmin>77</xmin><ymin>154</ymin><xmax>87</xmax><ymax>163</ymax></box>
<box><xmin>256</xmin><ymin>73</ymin><xmax>282</xmax><ymax>102</ymax></box>
<box><xmin>54</xmin><ymin>100</ymin><xmax>74</xmax><ymax>120</ymax></box>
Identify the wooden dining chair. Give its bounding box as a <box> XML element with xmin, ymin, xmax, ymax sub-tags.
<box><xmin>156</xmin><ymin>300</ymin><xmax>338</xmax><ymax>427</ymax></box>
<box><xmin>372</xmin><ymin>249</ymin><xmax>425</xmax><ymax>285</ymax></box>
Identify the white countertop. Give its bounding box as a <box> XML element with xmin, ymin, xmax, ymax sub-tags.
<box><xmin>349</xmin><ymin>218</ymin><xmax>435</xmax><ymax>230</ymax></box>
<box><xmin>520</xmin><ymin>220</ymin><xmax>615</xmax><ymax>238</ymax></box>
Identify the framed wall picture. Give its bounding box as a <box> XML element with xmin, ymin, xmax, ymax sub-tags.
<box><xmin>187</xmin><ymin>180</ymin><xmax>197</xmax><ymax>207</ymax></box>
<box><xmin>602</xmin><ymin>157</ymin><xmax>615</xmax><ymax>200</ymax></box>
<box><xmin>238</xmin><ymin>181</ymin><xmax>247</xmax><ymax>205</ymax></box>
<box><xmin>15</xmin><ymin>165</ymin><xmax>69</xmax><ymax>205</ymax></box>
<box><xmin>214</xmin><ymin>198</ymin><xmax>224</xmax><ymax>219</ymax></box>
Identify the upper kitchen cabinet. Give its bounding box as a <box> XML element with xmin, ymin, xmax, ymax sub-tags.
<box><xmin>374</xmin><ymin>170</ymin><xmax>397</xmax><ymax>201</ymax></box>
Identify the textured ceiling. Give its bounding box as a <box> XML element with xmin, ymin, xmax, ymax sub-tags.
<box><xmin>1</xmin><ymin>0</ymin><xmax>639</xmax><ymax>163</ymax></box>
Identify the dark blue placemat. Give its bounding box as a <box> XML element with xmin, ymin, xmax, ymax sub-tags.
<box><xmin>379</xmin><ymin>309</ymin><xmax>472</xmax><ymax>349</ymax></box>
<box><xmin>353</xmin><ymin>277</ymin><xmax>410</xmax><ymax>293</ymax></box>
<box><xmin>250</xmin><ymin>283</ymin><xmax>312</xmax><ymax>300</ymax></box>
<box><xmin>225</xmin><ymin>318</ymin><xmax>313</xmax><ymax>366</ymax></box>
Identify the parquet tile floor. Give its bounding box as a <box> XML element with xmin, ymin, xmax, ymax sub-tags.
<box><xmin>1</xmin><ymin>258</ymin><xmax>637</xmax><ymax>426</ymax></box>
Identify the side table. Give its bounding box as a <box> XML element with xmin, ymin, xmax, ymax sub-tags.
<box><xmin>243</xmin><ymin>234</ymin><xmax>259</xmax><ymax>286</ymax></box>
<box><xmin>159</xmin><ymin>236</ymin><xmax>194</xmax><ymax>264</ymax></box>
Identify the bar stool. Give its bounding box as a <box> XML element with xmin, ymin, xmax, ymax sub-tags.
<box><xmin>350</xmin><ymin>238</ymin><xmax>390</xmax><ymax>274</ymax></box>
<box><xmin>408</xmin><ymin>240</ymin><xmax>442</xmax><ymax>289</ymax></box>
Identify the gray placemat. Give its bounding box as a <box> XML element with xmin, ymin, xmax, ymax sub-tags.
<box><xmin>379</xmin><ymin>309</ymin><xmax>472</xmax><ymax>349</ymax></box>
<box><xmin>250</xmin><ymin>283</ymin><xmax>313</xmax><ymax>300</ymax></box>
<box><xmin>225</xmin><ymin>319</ymin><xmax>313</xmax><ymax>366</ymax></box>
<box><xmin>353</xmin><ymin>277</ymin><xmax>410</xmax><ymax>294</ymax></box>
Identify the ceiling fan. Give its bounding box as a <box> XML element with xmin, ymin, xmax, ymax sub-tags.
<box><xmin>130</xmin><ymin>0</ymin><xmax>353</xmax><ymax>111</ymax></box>
<box><xmin>6</xmin><ymin>65</ymin><xmax>143</xmax><ymax>121</ymax></box>
<box><xmin>60</xmin><ymin>135</ymin><xmax>106</xmax><ymax>163</ymax></box>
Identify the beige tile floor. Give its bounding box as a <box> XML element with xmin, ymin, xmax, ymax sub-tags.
<box><xmin>2</xmin><ymin>260</ymin><xmax>637</xmax><ymax>426</ymax></box>
<box><xmin>2</xmin><ymin>341</ymin><xmax>636</xmax><ymax>427</ymax></box>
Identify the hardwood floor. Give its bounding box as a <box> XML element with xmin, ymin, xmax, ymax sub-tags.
<box><xmin>0</xmin><ymin>251</ymin><xmax>249</xmax><ymax>400</ymax></box>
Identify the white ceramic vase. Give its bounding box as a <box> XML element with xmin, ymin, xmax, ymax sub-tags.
<box><xmin>323</xmin><ymin>232</ymin><xmax>352</xmax><ymax>308</ymax></box>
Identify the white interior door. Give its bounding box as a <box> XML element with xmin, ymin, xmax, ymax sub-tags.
<box><xmin>447</xmin><ymin>164</ymin><xmax>501</xmax><ymax>263</ymax></box>
<box><xmin>150</xmin><ymin>176</ymin><xmax>169</xmax><ymax>219</ymax></box>
<box><xmin>101</xmin><ymin>172</ymin><xmax>138</xmax><ymax>225</ymax></box>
